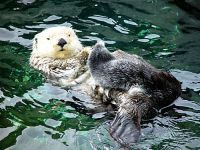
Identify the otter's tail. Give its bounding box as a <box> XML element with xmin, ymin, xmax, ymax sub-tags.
<box><xmin>150</xmin><ymin>71</ymin><xmax>182</xmax><ymax>108</ymax></box>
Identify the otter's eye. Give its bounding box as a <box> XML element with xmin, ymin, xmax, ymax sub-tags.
<box><xmin>68</xmin><ymin>34</ymin><xmax>70</xmax><ymax>37</ymax></box>
<box><xmin>47</xmin><ymin>38</ymin><xmax>50</xmax><ymax>40</ymax></box>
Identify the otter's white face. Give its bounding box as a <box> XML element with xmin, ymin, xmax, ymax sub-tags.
<box><xmin>32</xmin><ymin>26</ymin><xmax>83</xmax><ymax>59</ymax></box>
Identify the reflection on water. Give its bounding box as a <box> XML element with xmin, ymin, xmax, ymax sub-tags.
<box><xmin>0</xmin><ymin>0</ymin><xmax>200</xmax><ymax>149</ymax></box>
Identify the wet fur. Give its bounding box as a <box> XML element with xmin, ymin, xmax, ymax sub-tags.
<box><xmin>88</xmin><ymin>42</ymin><xmax>181</xmax><ymax>99</ymax></box>
<box><xmin>88</xmin><ymin>42</ymin><xmax>181</xmax><ymax>146</ymax></box>
<box><xmin>30</xmin><ymin>27</ymin><xmax>181</xmax><ymax>147</ymax></box>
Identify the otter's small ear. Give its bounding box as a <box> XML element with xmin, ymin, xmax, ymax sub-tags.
<box><xmin>33</xmin><ymin>33</ymin><xmax>39</xmax><ymax>42</ymax></box>
<box><xmin>32</xmin><ymin>37</ymin><xmax>38</xmax><ymax>45</ymax></box>
<box><xmin>68</xmin><ymin>27</ymin><xmax>76</xmax><ymax>34</ymax></box>
<box><xmin>34</xmin><ymin>37</ymin><xmax>38</xmax><ymax>43</ymax></box>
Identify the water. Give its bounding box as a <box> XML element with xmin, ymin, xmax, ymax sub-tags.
<box><xmin>0</xmin><ymin>0</ymin><xmax>200</xmax><ymax>149</ymax></box>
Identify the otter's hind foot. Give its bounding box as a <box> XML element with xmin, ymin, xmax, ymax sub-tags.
<box><xmin>110</xmin><ymin>110</ymin><xmax>141</xmax><ymax>147</ymax></box>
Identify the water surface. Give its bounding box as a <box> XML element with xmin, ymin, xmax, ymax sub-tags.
<box><xmin>0</xmin><ymin>0</ymin><xmax>200</xmax><ymax>149</ymax></box>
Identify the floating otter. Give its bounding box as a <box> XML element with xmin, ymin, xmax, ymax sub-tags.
<box><xmin>88</xmin><ymin>41</ymin><xmax>155</xmax><ymax>91</ymax></box>
<box><xmin>89</xmin><ymin>41</ymin><xmax>181</xmax><ymax>145</ymax></box>
<box><xmin>30</xmin><ymin>26</ymin><xmax>91</xmax><ymax>87</ymax></box>
<box><xmin>88</xmin><ymin>41</ymin><xmax>180</xmax><ymax>94</ymax></box>
<box><xmin>30</xmin><ymin>26</ymin><xmax>181</xmax><ymax>147</ymax></box>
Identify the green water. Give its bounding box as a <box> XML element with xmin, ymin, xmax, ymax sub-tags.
<box><xmin>0</xmin><ymin>0</ymin><xmax>200</xmax><ymax>149</ymax></box>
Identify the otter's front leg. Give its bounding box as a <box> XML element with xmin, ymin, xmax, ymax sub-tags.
<box><xmin>59</xmin><ymin>70</ymin><xmax>90</xmax><ymax>88</ymax></box>
<box><xmin>91</xmin><ymin>85</ymin><xmax>113</xmax><ymax>103</ymax></box>
<box><xmin>58</xmin><ymin>47</ymin><xmax>92</xmax><ymax>88</ymax></box>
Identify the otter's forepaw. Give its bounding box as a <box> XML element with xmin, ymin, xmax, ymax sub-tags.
<box><xmin>51</xmin><ymin>69</ymin><xmax>72</xmax><ymax>78</ymax></box>
<box><xmin>58</xmin><ymin>78</ymin><xmax>78</xmax><ymax>88</ymax></box>
<box><xmin>92</xmin><ymin>85</ymin><xmax>104</xmax><ymax>100</ymax></box>
<box><xmin>92</xmin><ymin>85</ymin><xmax>113</xmax><ymax>103</ymax></box>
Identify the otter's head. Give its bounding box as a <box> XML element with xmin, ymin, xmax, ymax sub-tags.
<box><xmin>32</xmin><ymin>26</ymin><xmax>83</xmax><ymax>59</ymax></box>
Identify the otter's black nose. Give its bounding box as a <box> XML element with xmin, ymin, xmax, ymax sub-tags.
<box><xmin>58</xmin><ymin>38</ymin><xmax>67</xmax><ymax>48</ymax></box>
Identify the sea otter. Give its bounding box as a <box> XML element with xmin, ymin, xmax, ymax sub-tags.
<box><xmin>29</xmin><ymin>26</ymin><xmax>181</xmax><ymax>147</ymax></box>
<box><xmin>88</xmin><ymin>41</ymin><xmax>180</xmax><ymax>93</ymax></box>
<box><xmin>88</xmin><ymin>41</ymin><xmax>181</xmax><ymax>145</ymax></box>
<box><xmin>88</xmin><ymin>41</ymin><xmax>156</xmax><ymax>91</ymax></box>
<box><xmin>30</xmin><ymin>26</ymin><xmax>91</xmax><ymax>87</ymax></box>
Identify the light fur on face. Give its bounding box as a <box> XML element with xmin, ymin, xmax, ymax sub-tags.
<box><xmin>32</xmin><ymin>26</ymin><xmax>83</xmax><ymax>59</ymax></box>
